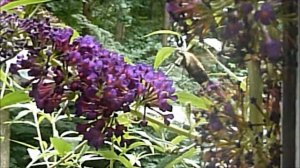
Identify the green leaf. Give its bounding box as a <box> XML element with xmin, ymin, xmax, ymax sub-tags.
<box><xmin>170</xmin><ymin>135</ymin><xmax>186</xmax><ymax>145</ymax></box>
<box><xmin>144</xmin><ymin>30</ymin><xmax>181</xmax><ymax>38</ymax></box>
<box><xmin>98</xmin><ymin>150</ymin><xmax>118</xmax><ymax>159</ymax></box>
<box><xmin>123</xmin><ymin>142</ymin><xmax>146</xmax><ymax>153</ymax></box>
<box><xmin>157</xmin><ymin>153</ymin><xmax>185</xmax><ymax>168</ymax></box>
<box><xmin>176</xmin><ymin>91</ymin><xmax>212</xmax><ymax>110</ymax></box>
<box><xmin>154</xmin><ymin>47</ymin><xmax>175</xmax><ymax>69</ymax></box>
<box><xmin>10</xmin><ymin>139</ymin><xmax>37</xmax><ymax>149</ymax></box>
<box><xmin>165</xmin><ymin>148</ymin><xmax>197</xmax><ymax>168</ymax></box>
<box><xmin>0</xmin><ymin>69</ymin><xmax>14</xmax><ymax>91</ymax></box>
<box><xmin>0</xmin><ymin>69</ymin><xmax>9</xmax><ymax>87</ymax></box>
<box><xmin>0</xmin><ymin>91</ymin><xmax>30</xmax><ymax>108</ymax></box>
<box><xmin>70</xmin><ymin>28</ymin><xmax>80</xmax><ymax>42</ymax></box>
<box><xmin>0</xmin><ymin>0</ymin><xmax>52</xmax><ymax>11</ymax></box>
<box><xmin>98</xmin><ymin>150</ymin><xmax>133</xmax><ymax>168</ymax></box>
<box><xmin>124</xmin><ymin>56</ymin><xmax>134</xmax><ymax>65</ymax></box>
<box><xmin>118</xmin><ymin>156</ymin><xmax>133</xmax><ymax>168</ymax></box>
<box><xmin>50</xmin><ymin>137</ymin><xmax>72</xmax><ymax>156</ymax></box>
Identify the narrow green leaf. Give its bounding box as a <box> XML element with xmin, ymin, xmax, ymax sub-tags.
<box><xmin>4</xmin><ymin>120</ymin><xmax>35</xmax><ymax>127</ymax></box>
<box><xmin>144</xmin><ymin>30</ymin><xmax>181</xmax><ymax>38</ymax></box>
<box><xmin>165</xmin><ymin>148</ymin><xmax>197</xmax><ymax>168</ymax></box>
<box><xmin>170</xmin><ymin>135</ymin><xmax>186</xmax><ymax>145</ymax></box>
<box><xmin>154</xmin><ymin>47</ymin><xmax>175</xmax><ymax>69</ymax></box>
<box><xmin>0</xmin><ymin>0</ymin><xmax>51</xmax><ymax>11</ymax></box>
<box><xmin>0</xmin><ymin>69</ymin><xmax>9</xmax><ymax>87</ymax></box>
<box><xmin>0</xmin><ymin>69</ymin><xmax>14</xmax><ymax>91</ymax></box>
<box><xmin>70</xmin><ymin>28</ymin><xmax>80</xmax><ymax>42</ymax></box>
<box><xmin>98</xmin><ymin>150</ymin><xmax>118</xmax><ymax>159</ymax></box>
<box><xmin>98</xmin><ymin>150</ymin><xmax>133</xmax><ymax>168</ymax></box>
<box><xmin>176</xmin><ymin>91</ymin><xmax>212</xmax><ymax>110</ymax></box>
<box><xmin>123</xmin><ymin>142</ymin><xmax>146</xmax><ymax>153</ymax></box>
<box><xmin>156</xmin><ymin>154</ymin><xmax>180</xmax><ymax>168</ymax></box>
<box><xmin>50</xmin><ymin>137</ymin><xmax>72</xmax><ymax>156</ymax></box>
<box><xmin>0</xmin><ymin>90</ymin><xmax>30</xmax><ymax>108</ymax></box>
<box><xmin>10</xmin><ymin>139</ymin><xmax>37</xmax><ymax>149</ymax></box>
<box><xmin>118</xmin><ymin>156</ymin><xmax>133</xmax><ymax>168</ymax></box>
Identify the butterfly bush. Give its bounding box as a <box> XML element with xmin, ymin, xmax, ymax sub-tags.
<box><xmin>0</xmin><ymin>11</ymin><xmax>177</xmax><ymax>148</ymax></box>
<box><xmin>166</xmin><ymin>0</ymin><xmax>282</xmax><ymax>62</ymax></box>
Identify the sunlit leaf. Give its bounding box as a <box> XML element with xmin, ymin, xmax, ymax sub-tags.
<box><xmin>50</xmin><ymin>137</ymin><xmax>72</xmax><ymax>156</ymax></box>
<box><xmin>170</xmin><ymin>135</ymin><xmax>186</xmax><ymax>145</ymax></box>
<box><xmin>0</xmin><ymin>0</ymin><xmax>52</xmax><ymax>10</ymax></box>
<box><xmin>27</xmin><ymin>148</ymin><xmax>41</xmax><ymax>161</ymax></box>
<box><xmin>176</xmin><ymin>91</ymin><xmax>212</xmax><ymax>110</ymax></box>
<box><xmin>0</xmin><ymin>69</ymin><xmax>10</xmax><ymax>88</ymax></box>
<box><xmin>154</xmin><ymin>47</ymin><xmax>176</xmax><ymax>69</ymax></box>
<box><xmin>124</xmin><ymin>56</ymin><xmax>134</xmax><ymax>65</ymax></box>
<box><xmin>0</xmin><ymin>91</ymin><xmax>30</xmax><ymax>108</ymax></box>
<box><xmin>70</xmin><ymin>28</ymin><xmax>80</xmax><ymax>42</ymax></box>
<box><xmin>165</xmin><ymin>148</ymin><xmax>197</xmax><ymax>168</ymax></box>
<box><xmin>117</xmin><ymin>113</ymin><xmax>131</xmax><ymax>125</ymax></box>
<box><xmin>98</xmin><ymin>150</ymin><xmax>133</xmax><ymax>168</ymax></box>
<box><xmin>118</xmin><ymin>156</ymin><xmax>133</xmax><ymax>168</ymax></box>
<box><xmin>144</xmin><ymin>30</ymin><xmax>181</xmax><ymax>38</ymax></box>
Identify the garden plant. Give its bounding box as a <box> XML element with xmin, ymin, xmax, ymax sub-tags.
<box><xmin>0</xmin><ymin>0</ymin><xmax>298</xmax><ymax>168</ymax></box>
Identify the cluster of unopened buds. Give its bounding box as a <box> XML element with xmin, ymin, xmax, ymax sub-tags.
<box><xmin>166</xmin><ymin>0</ymin><xmax>282</xmax><ymax>62</ymax></box>
<box><xmin>0</xmin><ymin>11</ymin><xmax>177</xmax><ymax>148</ymax></box>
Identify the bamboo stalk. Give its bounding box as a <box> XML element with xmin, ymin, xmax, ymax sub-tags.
<box><xmin>0</xmin><ymin>109</ymin><xmax>10</xmax><ymax>168</ymax></box>
<box><xmin>247</xmin><ymin>58</ymin><xmax>266</xmax><ymax>167</ymax></box>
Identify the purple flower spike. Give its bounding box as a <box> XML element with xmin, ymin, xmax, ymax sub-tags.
<box><xmin>52</xmin><ymin>28</ymin><xmax>73</xmax><ymax>52</ymax></box>
<box><xmin>224</xmin><ymin>21</ymin><xmax>243</xmax><ymax>39</ymax></box>
<box><xmin>260</xmin><ymin>38</ymin><xmax>282</xmax><ymax>61</ymax></box>
<box><xmin>240</xmin><ymin>2</ymin><xmax>253</xmax><ymax>16</ymax></box>
<box><xmin>206</xmin><ymin>80</ymin><xmax>220</xmax><ymax>91</ymax></box>
<box><xmin>84</xmin><ymin>128</ymin><xmax>105</xmax><ymax>149</ymax></box>
<box><xmin>254</xmin><ymin>3</ymin><xmax>276</xmax><ymax>25</ymax></box>
<box><xmin>3</xmin><ymin>12</ymin><xmax>177</xmax><ymax>149</ymax></box>
<box><xmin>224</xmin><ymin>102</ymin><xmax>235</xmax><ymax>117</ymax></box>
<box><xmin>208</xmin><ymin>113</ymin><xmax>223</xmax><ymax>131</ymax></box>
<box><xmin>29</xmin><ymin>82</ymin><xmax>64</xmax><ymax>113</ymax></box>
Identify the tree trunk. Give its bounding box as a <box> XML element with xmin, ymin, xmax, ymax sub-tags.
<box><xmin>0</xmin><ymin>110</ymin><xmax>10</xmax><ymax>168</ymax></box>
<box><xmin>281</xmin><ymin>1</ymin><xmax>298</xmax><ymax>167</ymax></box>
<box><xmin>115</xmin><ymin>22</ymin><xmax>125</xmax><ymax>42</ymax></box>
<box><xmin>162</xmin><ymin>3</ymin><xmax>170</xmax><ymax>46</ymax></box>
<box><xmin>82</xmin><ymin>0</ymin><xmax>92</xmax><ymax>35</ymax></box>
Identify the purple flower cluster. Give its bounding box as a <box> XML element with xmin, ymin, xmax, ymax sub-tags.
<box><xmin>0</xmin><ymin>12</ymin><xmax>26</xmax><ymax>65</ymax></box>
<box><xmin>166</xmin><ymin>0</ymin><xmax>200</xmax><ymax>22</ymax></box>
<box><xmin>2</xmin><ymin>11</ymin><xmax>177</xmax><ymax>148</ymax></box>
<box><xmin>260</xmin><ymin>36</ymin><xmax>282</xmax><ymax>62</ymax></box>
<box><xmin>254</xmin><ymin>3</ymin><xmax>276</xmax><ymax>25</ymax></box>
<box><xmin>165</xmin><ymin>1</ymin><xmax>282</xmax><ymax>62</ymax></box>
<box><xmin>223</xmin><ymin>16</ymin><xmax>243</xmax><ymax>39</ymax></box>
<box><xmin>0</xmin><ymin>0</ymin><xmax>12</xmax><ymax>7</ymax></box>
